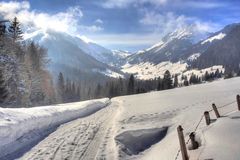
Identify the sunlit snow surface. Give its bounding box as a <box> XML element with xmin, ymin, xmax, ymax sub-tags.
<box><xmin>201</xmin><ymin>32</ymin><xmax>226</xmax><ymax>44</ymax></box>
<box><xmin>121</xmin><ymin>61</ymin><xmax>224</xmax><ymax>80</ymax></box>
<box><xmin>1</xmin><ymin>78</ymin><xmax>240</xmax><ymax>160</ymax></box>
<box><xmin>112</xmin><ymin>77</ymin><xmax>240</xmax><ymax>159</ymax></box>
<box><xmin>0</xmin><ymin>98</ymin><xmax>109</xmax><ymax>158</ymax></box>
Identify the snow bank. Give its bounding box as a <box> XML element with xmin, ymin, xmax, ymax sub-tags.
<box><xmin>0</xmin><ymin>98</ymin><xmax>110</xmax><ymax>150</ymax></box>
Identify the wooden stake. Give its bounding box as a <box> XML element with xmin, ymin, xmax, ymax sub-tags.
<box><xmin>177</xmin><ymin>125</ymin><xmax>189</xmax><ymax>160</ymax></box>
<box><xmin>204</xmin><ymin>111</ymin><xmax>210</xmax><ymax>125</ymax></box>
<box><xmin>212</xmin><ymin>103</ymin><xmax>220</xmax><ymax>118</ymax></box>
<box><xmin>237</xmin><ymin>95</ymin><xmax>240</xmax><ymax>111</ymax></box>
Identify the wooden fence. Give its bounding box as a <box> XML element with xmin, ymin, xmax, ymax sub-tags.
<box><xmin>175</xmin><ymin>95</ymin><xmax>240</xmax><ymax>160</ymax></box>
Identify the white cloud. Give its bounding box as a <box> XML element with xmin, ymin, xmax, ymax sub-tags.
<box><xmin>0</xmin><ymin>1</ymin><xmax>30</xmax><ymax>16</ymax></box>
<box><xmin>0</xmin><ymin>1</ymin><xmax>102</xmax><ymax>35</ymax></box>
<box><xmin>95</xmin><ymin>19</ymin><xmax>103</xmax><ymax>24</ymax></box>
<box><xmin>139</xmin><ymin>11</ymin><xmax>220</xmax><ymax>36</ymax></box>
<box><xmin>140</xmin><ymin>12</ymin><xmax>191</xmax><ymax>34</ymax></box>
<box><xmin>88</xmin><ymin>33</ymin><xmax>163</xmax><ymax>46</ymax></box>
<box><xmin>182</xmin><ymin>1</ymin><xmax>227</xmax><ymax>9</ymax></box>
<box><xmin>102</xmin><ymin>0</ymin><xmax>167</xmax><ymax>8</ymax></box>
<box><xmin>102</xmin><ymin>0</ymin><xmax>226</xmax><ymax>9</ymax></box>
<box><xmin>79</xmin><ymin>25</ymin><xmax>104</xmax><ymax>32</ymax></box>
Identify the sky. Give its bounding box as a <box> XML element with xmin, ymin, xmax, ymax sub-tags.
<box><xmin>0</xmin><ymin>0</ymin><xmax>240</xmax><ymax>52</ymax></box>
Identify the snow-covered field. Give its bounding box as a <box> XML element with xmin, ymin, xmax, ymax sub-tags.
<box><xmin>121</xmin><ymin>61</ymin><xmax>188</xmax><ymax>80</ymax></box>
<box><xmin>112</xmin><ymin>77</ymin><xmax>240</xmax><ymax>160</ymax></box>
<box><xmin>121</xmin><ymin>60</ymin><xmax>224</xmax><ymax>81</ymax></box>
<box><xmin>1</xmin><ymin>78</ymin><xmax>240</xmax><ymax>160</ymax></box>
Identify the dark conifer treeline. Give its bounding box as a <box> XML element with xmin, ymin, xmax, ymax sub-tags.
<box><xmin>56</xmin><ymin>69</ymin><xmax>225</xmax><ymax>101</ymax></box>
<box><xmin>55</xmin><ymin>70</ymin><xmax>223</xmax><ymax>102</ymax></box>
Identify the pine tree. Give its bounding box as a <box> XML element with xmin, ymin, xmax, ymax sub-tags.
<box><xmin>76</xmin><ymin>85</ymin><xmax>81</xmax><ymax>100</ymax></box>
<box><xmin>0</xmin><ymin>69</ymin><xmax>8</xmax><ymax>103</ymax></box>
<box><xmin>57</xmin><ymin>72</ymin><xmax>65</xmax><ymax>102</ymax></box>
<box><xmin>173</xmin><ymin>74</ymin><xmax>178</xmax><ymax>88</ymax></box>
<box><xmin>118</xmin><ymin>77</ymin><xmax>125</xmax><ymax>95</ymax></box>
<box><xmin>8</xmin><ymin>17</ymin><xmax>23</xmax><ymax>41</ymax></box>
<box><xmin>127</xmin><ymin>74</ymin><xmax>135</xmax><ymax>95</ymax></box>
<box><xmin>204</xmin><ymin>71</ymin><xmax>210</xmax><ymax>81</ymax></box>
<box><xmin>162</xmin><ymin>70</ymin><xmax>173</xmax><ymax>89</ymax></box>
<box><xmin>0</xmin><ymin>20</ymin><xmax>7</xmax><ymax>37</ymax></box>
<box><xmin>95</xmin><ymin>83</ymin><xmax>102</xmax><ymax>98</ymax></box>
<box><xmin>157</xmin><ymin>77</ymin><xmax>163</xmax><ymax>91</ymax></box>
<box><xmin>183</xmin><ymin>76</ymin><xmax>189</xmax><ymax>86</ymax></box>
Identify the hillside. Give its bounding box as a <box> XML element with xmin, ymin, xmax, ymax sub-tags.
<box><xmin>186</xmin><ymin>23</ymin><xmax>240</xmax><ymax>72</ymax></box>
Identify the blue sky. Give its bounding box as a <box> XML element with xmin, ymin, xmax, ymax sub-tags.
<box><xmin>1</xmin><ymin>0</ymin><xmax>240</xmax><ymax>52</ymax></box>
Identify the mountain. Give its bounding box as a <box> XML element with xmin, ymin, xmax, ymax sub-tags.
<box><xmin>67</xmin><ymin>38</ymin><xmax>127</xmax><ymax>66</ymax></box>
<box><xmin>111</xmin><ymin>50</ymin><xmax>132</xmax><ymax>67</ymax></box>
<box><xmin>24</xmin><ymin>23</ymin><xmax>240</xmax><ymax>81</ymax></box>
<box><xmin>24</xmin><ymin>29</ymin><xmax>125</xmax><ymax>81</ymax></box>
<box><xmin>126</xmin><ymin>26</ymin><xmax>207</xmax><ymax>65</ymax></box>
<box><xmin>184</xmin><ymin>23</ymin><xmax>240</xmax><ymax>72</ymax></box>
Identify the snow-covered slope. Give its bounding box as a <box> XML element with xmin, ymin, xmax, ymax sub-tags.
<box><xmin>121</xmin><ymin>61</ymin><xmax>188</xmax><ymax>80</ymax></box>
<box><xmin>184</xmin><ymin>23</ymin><xmax>240</xmax><ymax>70</ymax></box>
<box><xmin>201</xmin><ymin>32</ymin><xmax>226</xmax><ymax>44</ymax></box>
<box><xmin>121</xmin><ymin>60</ymin><xmax>223</xmax><ymax>80</ymax></box>
<box><xmin>112</xmin><ymin>77</ymin><xmax>240</xmax><ymax>160</ymax></box>
<box><xmin>0</xmin><ymin>98</ymin><xmax>109</xmax><ymax>158</ymax></box>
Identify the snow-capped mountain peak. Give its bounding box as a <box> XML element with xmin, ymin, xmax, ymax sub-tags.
<box><xmin>164</xmin><ymin>27</ymin><xmax>193</xmax><ymax>41</ymax></box>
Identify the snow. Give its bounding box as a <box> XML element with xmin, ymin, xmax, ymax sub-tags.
<box><xmin>0</xmin><ymin>98</ymin><xmax>110</xmax><ymax>158</ymax></box>
<box><xmin>136</xmin><ymin>50</ymin><xmax>145</xmax><ymax>55</ymax></box>
<box><xmin>99</xmin><ymin>69</ymin><xmax>124</xmax><ymax>78</ymax></box>
<box><xmin>3</xmin><ymin>78</ymin><xmax>240</xmax><ymax>160</ymax></box>
<box><xmin>112</xmin><ymin>50</ymin><xmax>131</xmax><ymax>58</ymax></box>
<box><xmin>181</xmin><ymin>65</ymin><xmax>224</xmax><ymax>81</ymax></box>
<box><xmin>122</xmin><ymin>61</ymin><xmax>224</xmax><ymax>81</ymax></box>
<box><xmin>167</xmin><ymin>27</ymin><xmax>192</xmax><ymax>41</ymax></box>
<box><xmin>77</xmin><ymin>35</ymin><xmax>94</xmax><ymax>43</ymax></box>
<box><xmin>111</xmin><ymin>77</ymin><xmax>240</xmax><ymax>159</ymax></box>
<box><xmin>121</xmin><ymin>61</ymin><xmax>188</xmax><ymax>80</ymax></box>
<box><xmin>187</xmin><ymin>53</ymin><xmax>201</xmax><ymax>61</ymax></box>
<box><xmin>201</xmin><ymin>32</ymin><xmax>226</xmax><ymax>44</ymax></box>
<box><xmin>198</xmin><ymin>111</ymin><xmax>240</xmax><ymax>160</ymax></box>
<box><xmin>146</xmin><ymin>41</ymin><xmax>164</xmax><ymax>52</ymax></box>
<box><xmin>17</xmin><ymin>100</ymin><xmax>120</xmax><ymax>160</ymax></box>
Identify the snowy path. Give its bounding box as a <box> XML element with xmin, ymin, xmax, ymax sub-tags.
<box><xmin>19</xmin><ymin>101</ymin><xmax>120</xmax><ymax>160</ymax></box>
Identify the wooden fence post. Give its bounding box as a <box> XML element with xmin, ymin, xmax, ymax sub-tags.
<box><xmin>237</xmin><ymin>95</ymin><xmax>240</xmax><ymax>111</ymax></box>
<box><xmin>204</xmin><ymin>111</ymin><xmax>210</xmax><ymax>125</ymax></box>
<box><xmin>212</xmin><ymin>103</ymin><xmax>220</xmax><ymax>118</ymax></box>
<box><xmin>177</xmin><ymin>125</ymin><xmax>189</xmax><ymax>160</ymax></box>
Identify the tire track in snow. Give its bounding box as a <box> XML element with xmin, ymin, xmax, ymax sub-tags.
<box><xmin>19</xmin><ymin>101</ymin><xmax>119</xmax><ymax>160</ymax></box>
